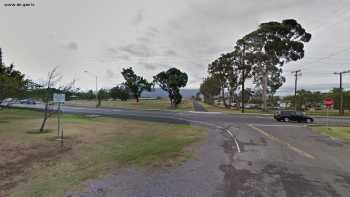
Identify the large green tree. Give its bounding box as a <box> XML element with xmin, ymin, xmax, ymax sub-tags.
<box><xmin>199</xmin><ymin>76</ymin><xmax>221</xmax><ymax>104</ymax></box>
<box><xmin>208</xmin><ymin>53</ymin><xmax>239</xmax><ymax>108</ymax></box>
<box><xmin>0</xmin><ymin>63</ymin><xmax>27</xmax><ymax>100</ymax></box>
<box><xmin>239</xmin><ymin>19</ymin><xmax>311</xmax><ymax>111</ymax></box>
<box><xmin>121</xmin><ymin>67</ymin><xmax>153</xmax><ymax>102</ymax></box>
<box><xmin>153</xmin><ymin>67</ymin><xmax>188</xmax><ymax>108</ymax></box>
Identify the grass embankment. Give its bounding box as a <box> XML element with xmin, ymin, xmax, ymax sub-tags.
<box><xmin>311</xmin><ymin>126</ymin><xmax>350</xmax><ymax>143</ymax></box>
<box><xmin>0</xmin><ymin>108</ymin><xmax>206</xmax><ymax>197</ymax></box>
<box><xmin>65</xmin><ymin>99</ymin><xmax>194</xmax><ymax>111</ymax></box>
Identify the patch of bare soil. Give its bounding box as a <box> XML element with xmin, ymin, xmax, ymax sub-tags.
<box><xmin>0</xmin><ymin>140</ymin><xmax>72</xmax><ymax>197</ymax></box>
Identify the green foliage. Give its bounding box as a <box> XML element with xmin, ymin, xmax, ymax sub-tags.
<box><xmin>0</xmin><ymin>64</ymin><xmax>27</xmax><ymax>100</ymax></box>
<box><xmin>110</xmin><ymin>85</ymin><xmax>129</xmax><ymax>101</ymax></box>
<box><xmin>207</xmin><ymin>53</ymin><xmax>240</xmax><ymax>107</ymax></box>
<box><xmin>327</xmin><ymin>88</ymin><xmax>350</xmax><ymax>110</ymax></box>
<box><xmin>153</xmin><ymin>67</ymin><xmax>188</xmax><ymax>107</ymax></box>
<box><xmin>235</xmin><ymin>19</ymin><xmax>311</xmax><ymax>110</ymax></box>
<box><xmin>97</xmin><ymin>89</ymin><xmax>110</xmax><ymax>107</ymax></box>
<box><xmin>281</xmin><ymin>89</ymin><xmax>350</xmax><ymax>111</ymax></box>
<box><xmin>121</xmin><ymin>67</ymin><xmax>153</xmax><ymax>102</ymax></box>
<box><xmin>74</xmin><ymin>90</ymin><xmax>95</xmax><ymax>100</ymax></box>
<box><xmin>199</xmin><ymin>76</ymin><xmax>221</xmax><ymax>104</ymax></box>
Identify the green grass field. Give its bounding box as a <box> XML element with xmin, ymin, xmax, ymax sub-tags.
<box><xmin>0</xmin><ymin>108</ymin><xmax>206</xmax><ymax>197</ymax></box>
<box><xmin>65</xmin><ymin>99</ymin><xmax>194</xmax><ymax>111</ymax></box>
<box><xmin>311</xmin><ymin>126</ymin><xmax>350</xmax><ymax>143</ymax></box>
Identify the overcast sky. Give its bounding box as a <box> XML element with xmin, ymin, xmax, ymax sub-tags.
<box><xmin>1</xmin><ymin>0</ymin><xmax>350</xmax><ymax>94</ymax></box>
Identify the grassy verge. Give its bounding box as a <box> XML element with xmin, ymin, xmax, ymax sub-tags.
<box><xmin>65</xmin><ymin>99</ymin><xmax>194</xmax><ymax>111</ymax></box>
<box><xmin>0</xmin><ymin>108</ymin><xmax>206</xmax><ymax>197</ymax></box>
<box><xmin>310</xmin><ymin>126</ymin><xmax>350</xmax><ymax>143</ymax></box>
<box><xmin>306</xmin><ymin>110</ymin><xmax>350</xmax><ymax>117</ymax></box>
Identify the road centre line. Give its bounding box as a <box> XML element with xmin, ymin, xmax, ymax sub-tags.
<box><xmin>248</xmin><ymin>124</ymin><xmax>316</xmax><ymax>160</ymax></box>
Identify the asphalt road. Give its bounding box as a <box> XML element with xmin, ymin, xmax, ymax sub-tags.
<box><xmin>9</xmin><ymin>103</ymin><xmax>350</xmax><ymax>197</ymax></box>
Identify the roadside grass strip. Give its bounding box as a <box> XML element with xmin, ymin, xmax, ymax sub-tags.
<box><xmin>65</xmin><ymin>99</ymin><xmax>194</xmax><ymax>112</ymax></box>
<box><xmin>0</xmin><ymin>108</ymin><xmax>206</xmax><ymax>197</ymax></box>
<box><xmin>248</xmin><ymin>124</ymin><xmax>316</xmax><ymax>160</ymax></box>
<box><xmin>310</xmin><ymin>126</ymin><xmax>350</xmax><ymax>144</ymax></box>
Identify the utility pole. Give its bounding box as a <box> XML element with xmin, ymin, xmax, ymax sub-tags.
<box><xmin>291</xmin><ymin>69</ymin><xmax>301</xmax><ymax>111</ymax></box>
<box><xmin>84</xmin><ymin>70</ymin><xmax>98</xmax><ymax>107</ymax></box>
<box><xmin>334</xmin><ymin>70</ymin><xmax>350</xmax><ymax>115</ymax></box>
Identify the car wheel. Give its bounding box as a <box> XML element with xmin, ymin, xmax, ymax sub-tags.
<box><xmin>284</xmin><ymin>117</ymin><xmax>289</xmax><ymax>122</ymax></box>
<box><xmin>306</xmin><ymin>119</ymin><xmax>313</xmax><ymax>123</ymax></box>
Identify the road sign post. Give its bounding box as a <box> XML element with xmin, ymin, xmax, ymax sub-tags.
<box><xmin>323</xmin><ymin>98</ymin><xmax>334</xmax><ymax>130</ymax></box>
<box><xmin>53</xmin><ymin>93</ymin><xmax>65</xmax><ymax>148</ymax></box>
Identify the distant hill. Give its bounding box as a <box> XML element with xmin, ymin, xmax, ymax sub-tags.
<box><xmin>141</xmin><ymin>88</ymin><xmax>199</xmax><ymax>98</ymax></box>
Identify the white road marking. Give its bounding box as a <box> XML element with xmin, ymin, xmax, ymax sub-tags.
<box><xmin>177</xmin><ymin>118</ymin><xmax>241</xmax><ymax>153</ymax></box>
<box><xmin>248</xmin><ymin>124</ymin><xmax>316</xmax><ymax>160</ymax></box>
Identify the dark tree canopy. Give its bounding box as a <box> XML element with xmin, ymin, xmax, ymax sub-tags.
<box><xmin>110</xmin><ymin>85</ymin><xmax>129</xmax><ymax>101</ymax></box>
<box><xmin>236</xmin><ymin>19</ymin><xmax>311</xmax><ymax>110</ymax></box>
<box><xmin>0</xmin><ymin>63</ymin><xmax>27</xmax><ymax>100</ymax></box>
<box><xmin>199</xmin><ymin>76</ymin><xmax>221</xmax><ymax>104</ymax></box>
<box><xmin>121</xmin><ymin>67</ymin><xmax>153</xmax><ymax>102</ymax></box>
<box><xmin>153</xmin><ymin>67</ymin><xmax>188</xmax><ymax>107</ymax></box>
<box><xmin>207</xmin><ymin>52</ymin><xmax>239</xmax><ymax>107</ymax></box>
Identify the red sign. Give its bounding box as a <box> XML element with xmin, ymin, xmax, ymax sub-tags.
<box><xmin>323</xmin><ymin>98</ymin><xmax>334</xmax><ymax>107</ymax></box>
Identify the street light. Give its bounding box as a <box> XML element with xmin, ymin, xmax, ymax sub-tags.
<box><xmin>84</xmin><ymin>70</ymin><xmax>98</xmax><ymax>106</ymax></box>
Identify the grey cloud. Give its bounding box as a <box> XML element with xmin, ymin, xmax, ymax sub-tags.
<box><xmin>140</xmin><ymin>62</ymin><xmax>167</xmax><ymax>71</ymax></box>
<box><xmin>144</xmin><ymin>64</ymin><xmax>157</xmax><ymax>70</ymax></box>
<box><xmin>132</xmin><ymin>10</ymin><xmax>144</xmax><ymax>25</ymax></box>
<box><xmin>105</xmin><ymin>69</ymin><xmax>116</xmax><ymax>79</ymax></box>
<box><xmin>64</xmin><ymin>41</ymin><xmax>78</xmax><ymax>51</ymax></box>
<box><xmin>145</xmin><ymin>26</ymin><xmax>159</xmax><ymax>38</ymax></box>
<box><xmin>107</xmin><ymin>47</ymin><xmax>118</xmax><ymax>54</ymax></box>
<box><xmin>164</xmin><ymin>49</ymin><xmax>177</xmax><ymax>56</ymax></box>
<box><xmin>119</xmin><ymin>43</ymin><xmax>155</xmax><ymax>58</ymax></box>
<box><xmin>118</xmin><ymin>54</ymin><xmax>130</xmax><ymax>60</ymax></box>
<box><xmin>107</xmin><ymin>47</ymin><xmax>130</xmax><ymax>60</ymax></box>
<box><xmin>137</xmin><ymin>36</ymin><xmax>151</xmax><ymax>43</ymax></box>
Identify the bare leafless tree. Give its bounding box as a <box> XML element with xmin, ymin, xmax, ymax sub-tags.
<box><xmin>39</xmin><ymin>67</ymin><xmax>61</xmax><ymax>132</ymax></box>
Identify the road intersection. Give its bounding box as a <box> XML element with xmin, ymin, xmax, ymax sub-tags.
<box><xmin>10</xmin><ymin>103</ymin><xmax>350</xmax><ymax>197</ymax></box>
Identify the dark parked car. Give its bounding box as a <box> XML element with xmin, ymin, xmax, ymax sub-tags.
<box><xmin>274</xmin><ymin>110</ymin><xmax>313</xmax><ymax>123</ymax></box>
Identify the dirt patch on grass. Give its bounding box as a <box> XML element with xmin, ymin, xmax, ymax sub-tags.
<box><xmin>0</xmin><ymin>141</ymin><xmax>72</xmax><ymax>196</ymax></box>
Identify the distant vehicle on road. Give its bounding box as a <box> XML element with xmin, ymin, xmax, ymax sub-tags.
<box><xmin>0</xmin><ymin>98</ymin><xmax>18</xmax><ymax>107</ymax></box>
<box><xmin>19</xmin><ymin>99</ymin><xmax>37</xmax><ymax>105</ymax></box>
<box><xmin>274</xmin><ymin>110</ymin><xmax>314</xmax><ymax>123</ymax></box>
